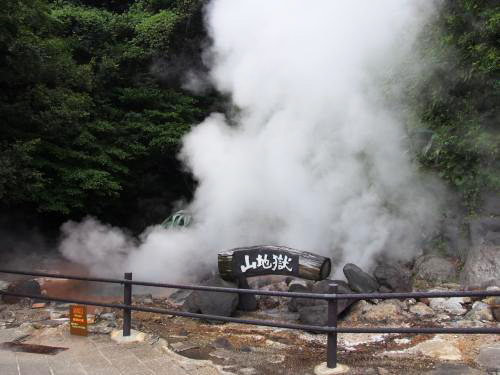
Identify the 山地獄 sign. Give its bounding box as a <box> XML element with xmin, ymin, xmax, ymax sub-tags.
<box><xmin>70</xmin><ymin>305</ymin><xmax>88</xmax><ymax>336</ymax></box>
<box><xmin>232</xmin><ymin>248</ymin><xmax>299</xmax><ymax>278</ymax></box>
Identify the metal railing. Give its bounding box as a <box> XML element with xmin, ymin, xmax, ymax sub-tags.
<box><xmin>0</xmin><ymin>269</ymin><xmax>499</xmax><ymax>369</ymax></box>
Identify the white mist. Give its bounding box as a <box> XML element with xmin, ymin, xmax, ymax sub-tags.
<box><xmin>60</xmin><ymin>0</ymin><xmax>442</xmax><ymax>281</ymax></box>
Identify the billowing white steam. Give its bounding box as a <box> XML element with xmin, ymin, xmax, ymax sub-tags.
<box><xmin>60</xmin><ymin>0</ymin><xmax>442</xmax><ymax>281</ymax></box>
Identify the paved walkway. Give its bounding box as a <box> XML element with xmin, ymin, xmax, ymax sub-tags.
<box><xmin>0</xmin><ymin>327</ymin><xmax>229</xmax><ymax>375</ymax></box>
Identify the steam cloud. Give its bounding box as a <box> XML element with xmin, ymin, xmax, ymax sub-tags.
<box><xmin>60</xmin><ymin>0</ymin><xmax>442</xmax><ymax>281</ymax></box>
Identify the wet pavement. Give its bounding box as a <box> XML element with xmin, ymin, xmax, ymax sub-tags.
<box><xmin>0</xmin><ymin>327</ymin><xmax>229</xmax><ymax>375</ymax></box>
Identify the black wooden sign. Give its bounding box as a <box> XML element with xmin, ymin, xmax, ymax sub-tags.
<box><xmin>218</xmin><ymin>245</ymin><xmax>331</xmax><ymax>281</ymax></box>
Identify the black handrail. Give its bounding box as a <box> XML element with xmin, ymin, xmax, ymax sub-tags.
<box><xmin>0</xmin><ymin>269</ymin><xmax>499</xmax><ymax>370</ymax></box>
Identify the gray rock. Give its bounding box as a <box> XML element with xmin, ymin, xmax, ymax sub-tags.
<box><xmin>373</xmin><ymin>263</ymin><xmax>412</xmax><ymax>292</ymax></box>
<box><xmin>237</xmin><ymin>277</ymin><xmax>257</xmax><ymax>311</ymax></box>
<box><xmin>343</xmin><ymin>263</ymin><xmax>379</xmax><ymax>293</ymax></box>
<box><xmin>466</xmin><ymin>301</ymin><xmax>493</xmax><ymax>321</ymax></box>
<box><xmin>469</xmin><ymin>217</ymin><xmax>500</xmax><ymax>247</ymax></box>
<box><xmin>100</xmin><ymin>312</ymin><xmax>116</xmax><ymax>321</ymax></box>
<box><xmin>297</xmin><ymin>305</ymin><xmax>330</xmax><ymax>328</ymax></box>
<box><xmin>170</xmin><ymin>289</ymin><xmax>192</xmax><ymax>304</ymax></box>
<box><xmin>212</xmin><ymin>337</ymin><xmax>233</xmax><ymax>349</ymax></box>
<box><xmin>183</xmin><ymin>274</ymin><xmax>239</xmax><ymax>318</ymax></box>
<box><xmin>475</xmin><ymin>345</ymin><xmax>500</xmax><ymax>371</ymax></box>
<box><xmin>414</xmin><ymin>255</ymin><xmax>457</xmax><ymax>283</ymax></box>
<box><xmin>288</xmin><ymin>281</ymin><xmax>311</xmax><ymax>312</ymax></box>
<box><xmin>462</xmin><ymin>244</ymin><xmax>500</xmax><ymax>287</ymax></box>
<box><xmin>296</xmin><ymin>279</ymin><xmax>356</xmax><ymax>327</ymax></box>
<box><xmin>429</xmin><ymin>297</ymin><xmax>467</xmax><ymax>315</ymax></box>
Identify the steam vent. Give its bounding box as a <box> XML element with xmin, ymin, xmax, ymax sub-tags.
<box><xmin>1</xmin><ymin>0</ymin><xmax>499</xmax><ymax>374</ymax></box>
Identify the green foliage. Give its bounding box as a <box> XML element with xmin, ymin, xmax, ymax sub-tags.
<box><xmin>410</xmin><ymin>0</ymin><xmax>500</xmax><ymax>210</ymax></box>
<box><xmin>0</xmin><ymin>0</ymin><xmax>213</xmax><ymax>225</ymax></box>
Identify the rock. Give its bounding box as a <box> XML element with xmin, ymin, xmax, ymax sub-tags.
<box><xmin>100</xmin><ymin>312</ymin><xmax>116</xmax><ymax>321</ymax></box>
<box><xmin>237</xmin><ymin>277</ymin><xmax>257</xmax><ymax>311</ymax></box>
<box><xmin>373</xmin><ymin>263</ymin><xmax>412</xmax><ymax>292</ymax></box>
<box><xmin>414</xmin><ymin>255</ymin><xmax>457</xmax><ymax>283</ymax></box>
<box><xmin>288</xmin><ymin>279</ymin><xmax>309</xmax><ymax>290</ymax></box>
<box><xmin>296</xmin><ymin>280</ymin><xmax>356</xmax><ymax>328</ymax></box>
<box><xmin>475</xmin><ymin>345</ymin><xmax>500</xmax><ymax>371</ymax></box>
<box><xmin>31</xmin><ymin>302</ymin><xmax>46</xmax><ymax>309</ymax></box>
<box><xmin>466</xmin><ymin>301</ymin><xmax>493</xmax><ymax>321</ymax></box>
<box><xmin>469</xmin><ymin>217</ymin><xmax>500</xmax><ymax>246</ymax></box>
<box><xmin>492</xmin><ymin>297</ymin><xmax>500</xmax><ymax>321</ymax></box>
<box><xmin>110</xmin><ymin>329</ymin><xmax>145</xmax><ymax>344</ymax></box>
<box><xmin>343</xmin><ymin>263</ymin><xmax>379</xmax><ymax>293</ymax></box>
<box><xmin>258</xmin><ymin>295</ymin><xmax>281</xmax><ymax>310</ymax></box>
<box><xmin>425</xmin><ymin>364</ymin><xmax>485</xmax><ymax>375</ymax></box>
<box><xmin>462</xmin><ymin>244</ymin><xmax>500</xmax><ymax>287</ymax></box>
<box><xmin>212</xmin><ymin>337</ymin><xmax>233</xmax><ymax>349</ymax></box>
<box><xmin>409</xmin><ymin>302</ymin><xmax>434</xmax><ymax>317</ymax></box>
<box><xmin>2</xmin><ymin>280</ymin><xmax>42</xmax><ymax>304</ymax></box>
<box><xmin>298</xmin><ymin>305</ymin><xmax>330</xmax><ymax>327</ymax></box>
<box><xmin>342</xmin><ymin>300</ymin><xmax>370</xmax><ymax>322</ymax></box>
<box><xmin>288</xmin><ymin>280</ymin><xmax>311</xmax><ymax>312</ymax></box>
<box><xmin>170</xmin><ymin>289</ymin><xmax>192</xmax><ymax>305</ymax></box>
<box><xmin>359</xmin><ymin>300</ymin><xmax>407</xmax><ymax>322</ymax></box>
<box><xmin>0</xmin><ymin>280</ymin><xmax>10</xmax><ymax>291</ymax></box>
<box><xmin>50</xmin><ymin>311</ymin><xmax>66</xmax><ymax>320</ymax></box>
<box><xmin>429</xmin><ymin>297</ymin><xmax>467</xmax><ymax>315</ymax></box>
<box><xmin>183</xmin><ymin>274</ymin><xmax>239</xmax><ymax>318</ymax></box>
<box><xmin>410</xmin><ymin>336</ymin><xmax>462</xmax><ymax>361</ymax></box>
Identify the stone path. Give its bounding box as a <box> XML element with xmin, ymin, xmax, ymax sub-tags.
<box><xmin>0</xmin><ymin>327</ymin><xmax>229</xmax><ymax>375</ymax></box>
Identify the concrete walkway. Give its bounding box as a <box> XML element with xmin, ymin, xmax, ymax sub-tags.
<box><xmin>0</xmin><ymin>327</ymin><xmax>230</xmax><ymax>375</ymax></box>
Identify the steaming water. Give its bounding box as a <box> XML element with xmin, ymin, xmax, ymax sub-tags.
<box><xmin>60</xmin><ymin>0</ymin><xmax>442</xmax><ymax>281</ymax></box>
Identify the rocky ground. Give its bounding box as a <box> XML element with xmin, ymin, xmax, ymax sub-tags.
<box><xmin>1</xmin><ymin>272</ymin><xmax>499</xmax><ymax>375</ymax></box>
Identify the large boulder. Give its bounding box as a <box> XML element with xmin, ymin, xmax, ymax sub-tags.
<box><xmin>413</xmin><ymin>255</ymin><xmax>458</xmax><ymax>283</ymax></box>
<box><xmin>358</xmin><ymin>299</ymin><xmax>407</xmax><ymax>322</ymax></box>
<box><xmin>296</xmin><ymin>279</ymin><xmax>356</xmax><ymax>328</ymax></box>
<box><xmin>2</xmin><ymin>279</ymin><xmax>41</xmax><ymax>304</ymax></box>
<box><xmin>373</xmin><ymin>263</ymin><xmax>412</xmax><ymax>292</ymax></box>
<box><xmin>183</xmin><ymin>275</ymin><xmax>239</xmax><ymax>318</ymax></box>
<box><xmin>288</xmin><ymin>279</ymin><xmax>311</xmax><ymax>312</ymax></box>
<box><xmin>468</xmin><ymin>217</ymin><xmax>500</xmax><ymax>247</ymax></box>
<box><xmin>343</xmin><ymin>263</ymin><xmax>379</xmax><ymax>293</ymax></box>
<box><xmin>461</xmin><ymin>245</ymin><xmax>500</xmax><ymax>287</ymax></box>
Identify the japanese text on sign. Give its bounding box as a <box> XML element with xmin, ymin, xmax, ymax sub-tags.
<box><xmin>70</xmin><ymin>305</ymin><xmax>88</xmax><ymax>336</ymax></box>
<box><xmin>240</xmin><ymin>253</ymin><xmax>294</xmax><ymax>273</ymax></box>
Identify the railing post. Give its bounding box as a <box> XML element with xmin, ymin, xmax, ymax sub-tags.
<box><xmin>327</xmin><ymin>284</ymin><xmax>338</xmax><ymax>369</ymax></box>
<box><xmin>123</xmin><ymin>272</ymin><xmax>132</xmax><ymax>337</ymax></box>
